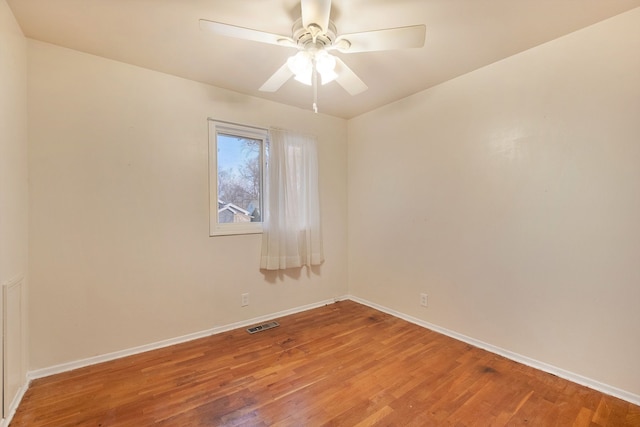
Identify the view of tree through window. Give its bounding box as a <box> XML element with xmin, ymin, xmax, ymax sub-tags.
<box><xmin>217</xmin><ymin>134</ymin><xmax>262</xmax><ymax>224</ymax></box>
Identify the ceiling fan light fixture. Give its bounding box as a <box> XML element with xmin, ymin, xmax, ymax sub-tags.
<box><xmin>319</xmin><ymin>69</ymin><xmax>338</xmax><ymax>85</ymax></box>
<box><xmin>294</xmin><ymin>70</ymin><xmax>313</xmax><ymax>85</ymax></box>
<box><xmin>316</xmin><ymin>51</ymin><xmax>337</xmax><ymax>84</ymax></box>
<box><xmin>315</xmin><ymin>50</ymin><xmax>335</xmax><ymax>72</ymax></box>
<box><xmin>287</xmin><ymin>51</ymin><xmax>312</xmax><ymax>77</ymax></box>
<box><xmin>287</xmin><ymin>50</ymin><xmax>337</xmax><ymax>86</ymax></box>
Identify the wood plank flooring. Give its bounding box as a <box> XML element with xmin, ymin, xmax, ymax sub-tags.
<box><xmin>10</xmin><ymin>300</ymin><xmax>640</xmax><ymax>426</ymax></box>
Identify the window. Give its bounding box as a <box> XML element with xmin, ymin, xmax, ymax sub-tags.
<box><xmin>209</xmin><ymin>120</ymin><xmax>267</xmax><ymax>236</ymax></box>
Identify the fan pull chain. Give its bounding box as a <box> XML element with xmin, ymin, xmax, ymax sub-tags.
<box><xmin>312</xmin><ymin>60</ymin><xmax>318</xmax><ymax>113</ymax></box>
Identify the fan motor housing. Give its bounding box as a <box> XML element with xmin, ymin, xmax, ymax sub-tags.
<box><xmin>292</xmin><ymin>18</ymin><xmax>337</xmax><ymax>49</ymax></box>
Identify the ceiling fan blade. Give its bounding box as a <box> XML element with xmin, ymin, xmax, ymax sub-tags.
<box><xmin>301</xmin><ymin>0</ymin><xmax>331</xmax><ymax>33</ymax></box>
<box><xmin>334</xmin><ymin>57</ymin><xmax>367</xmax><ymax>95</ymax></box>
<box><xmin>335</xmin><ymin>24</ymin><xmax>426</xmax><ymax>53</ymax></box>
<box><xmin>199</xmin><ymin>19</ymin><xmax>295</xmax><ymax>47</ymax></box>
<box><xmin>259</xmin><ymin>62</ymin><xmax>295</xmax><ymax>92</ymax></box>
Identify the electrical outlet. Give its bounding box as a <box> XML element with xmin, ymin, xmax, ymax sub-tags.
<box><xmin>241</xmin><ymin>293</ymin><xmax>249</xmax><ymax>307</ymax></box>
<box><xmin>420</xmin><ymin>293</ymin><xmax>428</xmax><ymax>307</ymax></box>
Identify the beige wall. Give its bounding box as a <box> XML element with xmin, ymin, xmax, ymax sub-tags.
<box><xmin>27</xmin><ymin>40</ymin><xmax>348</xmax><ymax>369</ymax></box>
<box><xmin>0</xmin><ymin>0</ymin><xmax>27</xmax><ymax>288</ymax></box>
<box><xmin>348</xmin><ymin>8</ymin><xmax>640</xmax><ymax>396</ymax></box>
<box><xmin>0</xmin><ymin>0</ymin><xmax>29</xmax><ymax>413</ymax></box>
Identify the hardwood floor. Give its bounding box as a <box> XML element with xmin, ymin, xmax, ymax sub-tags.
<box><xmin>10</xmin><ymin>300</ymin><xmax>640</xmax><ymax>426</ymax></box>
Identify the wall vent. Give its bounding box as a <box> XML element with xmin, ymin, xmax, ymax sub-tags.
<box><xmin>247</xmin><ymin>321</ymin><xmax>279</xmax><ymax>334</ymax></box>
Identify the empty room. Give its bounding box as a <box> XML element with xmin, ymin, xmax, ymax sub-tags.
<box><xmin>1</xmin><ymin>0</ymin><xmax>639</xmax><ymax>425</ymax></box>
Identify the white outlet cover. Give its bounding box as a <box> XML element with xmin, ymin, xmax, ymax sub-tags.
<box><xmin>420</xmin><ymin>293</ymin><xmax>428</xmax><ymax>307</ymax></box>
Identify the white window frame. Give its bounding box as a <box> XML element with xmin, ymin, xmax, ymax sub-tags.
<box><xmin>209</xmin><ymin>120</ymin><xmax>268</xmax><ymax>236</ymax></box>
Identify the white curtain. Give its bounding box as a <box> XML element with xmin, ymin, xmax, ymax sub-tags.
<box><xmin>260</xmin><ymin>128</ymin><xmax>324</xmax><ymax>270</ymax></box>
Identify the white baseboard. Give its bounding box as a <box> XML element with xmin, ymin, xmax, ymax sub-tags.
<box><xmin>28</xmin><ymin>296</ymin><xmax>347</xmax><ymax>381</ymax></box>
<box><xmin>347</xmin><ymin>295</ymin><xmax>640</xmax><ymax>406</ymax></box>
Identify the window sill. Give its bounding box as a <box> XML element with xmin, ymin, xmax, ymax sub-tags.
<box><xmin>210</xmin><ymin>223</ymin><xmax>263</xmax><ymax>237</ymax></box>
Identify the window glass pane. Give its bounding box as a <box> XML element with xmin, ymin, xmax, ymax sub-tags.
<box><xmin>217</xmin><ymin>133</ymin><xmax>262</xmax><ymax>224</ymax></box>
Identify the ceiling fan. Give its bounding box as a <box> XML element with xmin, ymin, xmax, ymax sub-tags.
<box><xmin>200</xmin><ymin>0</ymin><xmax>426</xmax><ymax>112</ymax></box>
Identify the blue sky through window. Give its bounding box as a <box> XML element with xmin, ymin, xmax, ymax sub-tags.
<box><xmin>218</xmin><ymin>134</ymin><xmax>249</xmax><ymax>173</ymax></box>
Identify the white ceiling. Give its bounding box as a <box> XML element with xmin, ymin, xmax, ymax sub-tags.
<box><xmin>8</xmin><ymin>0</ymin><xmax>640</xmax><ymax>119</ymax></box>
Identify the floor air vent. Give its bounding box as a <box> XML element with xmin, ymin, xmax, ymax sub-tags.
<box><xmin>247</xmin><ymin>321</ymin><xmax>280</xmax><ymax>334</ymax></box>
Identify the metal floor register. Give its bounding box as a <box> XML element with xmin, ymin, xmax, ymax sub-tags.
<box><xmin>246</xmin><ymin>321</ymin><xmax>280</xmax><ymax>334</ymax></box>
